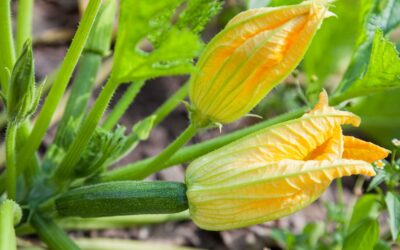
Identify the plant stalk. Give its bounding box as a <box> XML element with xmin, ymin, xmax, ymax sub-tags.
<box><xmin>5</xmin><ymin>124</ymin><xmax>18</xmax><ymax>200</ymax></box>
<box><xmin>0</xmin><ymin>201</ymin><xmax>17</xmax><ymax>250</ymax></box>
<box><xmin>102</xmin><ymin>81</ymin><xmax>146</xmax><ymax>130</ymax></box>
<box><xmin>31</xmin><ymin>213</ymin><xmax>81</xmax><ymax>250</ymax></box>
<box><xmin>16</xmin><ymin>0</ymin><xmax>101</xmax><ymax>176</ymax></box>
<box><xmin>53</xmin><ymin>77</ymin><xmax>120</xmax><ymax>181</ymax></box>
<box><xmin>16</xmin><ymin>0</ymin><xmax>34</xmax><ymax>55</ymax></box>
<box><xmin>0</xmin><ymin>0</ymin><xmax>16</xmax><ymax>92</ymax></box>
<box><xmin>101</xmin><ymin>107</ymin><xmax>306</xmax><ymax>182</ymax></box>
<box><xmin>106</xmin><ymin>123</ymin><xmax>198</xmax><ymax>180</ymax></box>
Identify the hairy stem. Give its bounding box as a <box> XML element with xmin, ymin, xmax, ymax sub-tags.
<box><xmin>16</xmin><ymin>0</ymin><xmax>101</xmax><ymax>176</ymax></box>
<box><xmin>53</xmin><ymin>77</ymin><xmax>119</xmax><ymax>182</ymax></box>
<box><xmin>102</xmin><ymin>81</ymin><xmax>146</xmax><ymax>130</ymax></box>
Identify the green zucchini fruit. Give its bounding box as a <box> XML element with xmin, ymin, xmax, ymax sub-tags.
<box><xmin>55</xmin><ymin>181</ymin><xmax>188</xmax><ymax>217</ymax></box>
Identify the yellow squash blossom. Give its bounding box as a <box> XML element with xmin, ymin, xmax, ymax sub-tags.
<box><xmin>186</xmin><ymin>91</ymin><xmax>389</xmax><ymax>230</ymax></box>
<box><xmin>189</xmin><ymin>0</ymin><xmax>334</xmax><ymax>126</ymax></box>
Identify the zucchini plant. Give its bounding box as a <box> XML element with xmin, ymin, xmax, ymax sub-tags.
<box><xmin>0</xmin><ymin>0</ymin><xmax>399</xmax><ymax>249</ymax></box>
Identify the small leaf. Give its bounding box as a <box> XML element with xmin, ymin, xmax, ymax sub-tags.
<box><xmin>367</xmin><ymin>168</ymin><xmax>387</xmax><ymax>191</ymax></box>
<box><xmin>349</xmin><ymin>194</ymin><xmax>382</xmax><ymax>230</ymax></box>
<box><xmin>343</xmin><ymin>218</ymin><xmax>379</xmax><ymax>250</ymax></box>
<box><xmin>302</xmin><ymin>222</ymin><xmax>325</xmax><ymax>248</ymax></box>
<box><xmin>385</xmin><ymin>192</ymin><xmax>400</xmax><ymax>240</ymax></box>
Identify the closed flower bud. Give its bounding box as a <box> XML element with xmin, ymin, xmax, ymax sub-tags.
<box><xmin>189</xmin><ymin>0</ymin><xmax>333</xmax><ymax>127</ymax></box>
<box><xmin>186</xmin><ymin>91</ymin><xmax>389</xmax><ymax>230</ymax></box>
<box><xmin>7</xmin><ymin>40</ymin><xmax>41</xmax><ymax>124</ymax></box>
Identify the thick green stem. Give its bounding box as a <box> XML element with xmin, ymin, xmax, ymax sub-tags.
<box><xmin>5</xmin><ymin>124</ymin><xmax>17</xmax><ymax>200</ymax></box>
<box><xmin>0</xmin><ymin>201</ymin><xmax>17</xmax><ymax>250</ymax></box>
<box><xmin>16</xmin><ymin>0</ymin><xmax>101</xmax><ymax>175</ymax></box>
<box><xmin>101</xmin><ymin>107</ymin><xmax>306</xmax><ymax>182</ymax></box>
<box><xmin>16</xmin><ymin>0</ymin><xmax>34</xmax><ymax>55</ymax></box>
<box><xmin>102</xmin><ymin>81</ymin><xmax>146</xmax><ymax>130</ymax></box>
<box><xmin>54</xmin><ymin>78</ymin><xmax>120</xmax><ymax>181</ymax></box>
<box><xmin>31</xmin><ymin>213</ymin><xmax>81</xmax><ymax>250</ymax></box>
<box><xmin>105</xmin><ymin>123</ymin><xmax>198</xmax><ymax>181</ymax></box>
<box><xmin>53</xmin><ymin>52</ymin><xmax>102</xmax><ymax>147</ymax></box>
<box><xmin>0</xmin><ymin>0</ymin><xmax>16</xmax><ymax>92</ymax></box>
<box><xmin>17</xmin><ymin>122</ymin><xmax>40</xmax><ymax>189</ymax></box>
<box><xmin>153</xmin><ymin>83</ymin><xmax>188</xmax><ymax>126</ymax></box>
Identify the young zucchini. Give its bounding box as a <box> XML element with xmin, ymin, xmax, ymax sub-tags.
<box><xmin>55</xmin><ymin>181</ymin><xmax>188</xmax><ymax>217</ymax></box>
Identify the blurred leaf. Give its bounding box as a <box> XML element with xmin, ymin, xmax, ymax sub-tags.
<box><xmin>335</xmin><ymin>30</ymin><xmax>400</xmax><ymax>100</ymax></box>
<box><xmin>302</xmin><ymin>222</ymin><xmax>325</xmax><ymax>248</ymax></box>
<box><xmin>334</xmin><ymin>0</ymin><xmax>400</xmax><ymax>97</ymax></box>
<box><xmin>303</xmin><ymin>0</ymin><xmax>361</xmax><ymax>101</ymax></box>
<box><xmin>348</xmin><ymin>89</ymin><xmax>400</xmax><ymax>148</ymax></box>
<box><xmin>343</xmin><ymin>218</ymin><xmax>379</xmax><ymax>250</ymax></box>
<box><xmin>112</xmin><ymin>0</ymin><xmax>221</xmax><ymax>83</ymax></box>
<box><xmin>349</xmin><ymin>194</ymin><xmax>382</xmax><ymax>230</ymax></box>
<box><xmin>385</xmin><ymin>192</ymin><xmax>400</xmax><ymax>240</ymax></box>
<box><xmin>270</xmin><ymin>229</ymin><xmax>296</xmax><ymax>249</ymax></box>
<box><xmin>367</xmin><ymin>168</ymin><xmax>387</xmax><ymax>191</ymax></box>
<box><xmin>373</xmin><ymin>240</ymin><xmax>392</xmax><ymax>250</ymax></box>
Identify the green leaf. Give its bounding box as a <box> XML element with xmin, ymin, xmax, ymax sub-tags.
<box><xmin>75</xmin><ymin>126</ymin><xmax>127</xmax><ymax>178</ymax></box>
<box><xmin>348</xmin><ymin>88</ymin><xmax>400</xmax><ymax>148</ymax></box>
<box><xmin>349</xmin><ymin>194</ymin><xmax>382</xmax><ymax>230</ymax></box>
<box><xmin>367</xmin><ymin>168</ymin><xmax>387</xmax><ymax>191</ymax></box>
<box><xmin>177</xmin><ymin>0</ymin><xmax>223</xmax><ymax>34</ymax></box>
<box><xmin>374</xmin><ymin>240</ymin><xmax>392</xmax><ymax>250</ymax></box>
<box><xmin>343</xmin><ymin>218</ymin><xmax>379</xmax><ymax>250</ymax></box>
<box><xmin>336</xmin><ymin>30</ymin><xmax>400</xmax><ymax>100</ymax></box>
<box><xmin>302</xmin><ymin>222</ymin><xmax>325</xmax><ymax>248</ymax></box>
<box><xmin>385</xmin><ymin>192</ymin><xmax>400</xmax><ymax>240</ymax></box>
<box><xmin>303</xmin><ymin>0</ymin><xmax>361</xmax><ymax>101</ymax></box>
<box><xmin>334</xmin><ymin>0</ymin><xmax>400</xmax><ymax>98</ymax></box>
<box><xmin>112</xmin><ymin>0</ymin><xmax>217</xmax><ymax>83</ymax></box>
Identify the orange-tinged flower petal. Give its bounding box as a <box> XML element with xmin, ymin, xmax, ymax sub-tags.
<box><xmin>187</xmin><ymin>159</ymin><xmax>374</xmax><ymax>230</ymax></box>
<box><xmin>186</xmin><ymin>92</ymin><xmax>358</xmax><ymax>185</ymax></box>
<box><xmin>189</xmin><ymin>1</ymin><xmax>332</xmax><ymax>125</ymax></box>
<box><xmin>185</xmin><ymin>91</ymin><xmax>387</xmax><ymax>230</ymax></box>
<box><xmin>343</xmin><ymin>136</ymin><xmax>390</xmax><ymax>163</ymax></box>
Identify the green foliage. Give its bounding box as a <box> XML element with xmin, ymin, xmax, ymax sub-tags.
<box><xmin>303</xmin><ymin>0</ymin><xmax>361</xmax><ymax>101</ymax></box>
<box><xmin>334</xmin><ymin>0</ymin><xmax>400</xmax><ymax>99</ymax></box>
<box><xmin>111</xmin><ymin>0</ymin><xmax>214</xmax><ymax>82</ymax></box>
<box><xmin>343</xmin><ymin>218</ymin><xmax>379</xmax><ymax>250</ymax></box>
<box><xmin>84</xmin><ymin>0</ymin><xmax>116</xmax><ymax>55</ymax></box>
<box><xmin>385</xmin><ymin>192</ymin><xmax>400</xmax><ymax>240</ymax></box>
<box><xmin>335</xmin><ymin>30</ymin><xmax>400</xmax><ymax>100</ymax></box>
<box><xmin>74</xmin><ymin>127</ymin><xmax>128</xmax><ymax>178</ymax></box>
<box><xmin>348</xmin><ymin>194</ymin><xmax>382</xmax><ymax>229</ymax></box>
<box><xmin>177</xmin><ymin>0</ymin><xmax>222</xmax><ymax>33</ymax></box>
